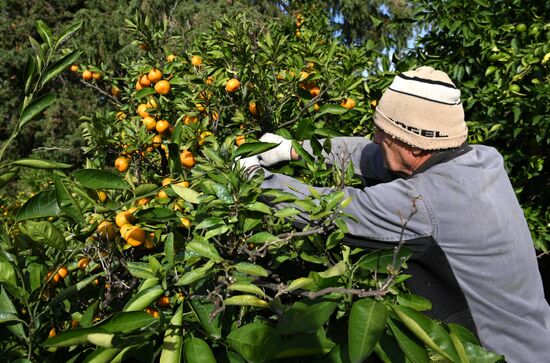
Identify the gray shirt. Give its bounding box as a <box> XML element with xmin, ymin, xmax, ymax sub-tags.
<box><xmin>261</xmin><ymin>136</ymin><xmax>550</xmax><ymax>363</ymax></box>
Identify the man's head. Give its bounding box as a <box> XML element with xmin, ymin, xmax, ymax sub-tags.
<box><xmin>373</xmin><ymin>66</ymin><xmax>467</xmax><ymax>175</ymax></box>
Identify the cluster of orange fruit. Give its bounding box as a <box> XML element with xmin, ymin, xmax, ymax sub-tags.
<box><xmin>135</xmin><ymin>67</ymin><xmax>171</xmax><ymax>96</ymax></box>
<box><xmin>70</xmin><ymin>63</ymin><xmax>103</xmax><ymax>81</ymax></box>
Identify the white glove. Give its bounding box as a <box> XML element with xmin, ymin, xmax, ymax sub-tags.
<box><xmin>258</xmin><ymin>133</ymin><xmax>293</xmax><ymax>167</ymax></box>
<box><xmin>237</xmin><ymin>155</ymin><xmax>261</xmax><ymax>178</ymax></box>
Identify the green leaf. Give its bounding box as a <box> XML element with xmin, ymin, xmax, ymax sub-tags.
<box><xmin>275</xmin><ymin>329</ymin><xmax>336</xmax><ymax>359</ymax></box>
<box><xmin>0</xmin><ymin>257</ymin><xmax>17</xmax><ymax>286</ymax></box>
<box><xmin>224</xmin><ymin>295</ymin><xmax>270</xmax><ymax>308</ymax></box>
<box><xmin>227</xmin><ymin>322</ymin><xmax>281</xmax><ymax>363</ymax></box>
<box><xmin>211</xmin><ymin>183</ymin><xmax>233</xmax><ymax>204</ymax></box>
<box><xmin>22</xmin><ymin>220</ymin><xmax>65</xmax><ymax>250</ymax></box>
<box><xmin>54</xmin><ymin>175</ymin><xmax>85</xmax><ymax>224</ymax></box>
<box><xmin>0</xmin><ymin>312</ymin><xmax>25</xmax><ymax>324</ymax></box>
<box><xmin>44</xmin><ymin>327</ymin><xmax>103</xmax><ymax>347</ymax></box>
<box><xmin>83</xmin><ymin>347</ymin><xmax>120</xmax><ymax>363</ymax></box>
<box><xmin>74</xmin><ymin>169</ymin><xmax>130</xmax><ymax>190</ymax></box>
<box><xmin>135</xmin><ymin>88</ymin><xmax>157</xmax><ymax>99</ymax></box>
<box><xmin>55</xmin><ymin>21</ymin><xmax>82</xmax><ymax>49</ymax></box>
<box><xmin>277</xmin><ymin>300</ymin><xmax>337</xmax><ymax>335</ymax></box>
<box><xmin>0</xmin><ymin>167</ymin><xmax>19</xmax><ymax>188</ymax></box>
<box><xmin>183</xmin><ymin>337</ymin><xmax>216</xmax><ymax>363</ymax></box>
<box><xmin>234</xmin><ymin>141</ymin><xmax>277</xmax><ymax>158</ymax></box>
<box><xmin>0</xmin><ymin>287</ymin><xmax>26</xmax><ymax>339</ymax></box>
<box><xmin>245</xmin><ymin>232</ymin><xmax>278</xmax><ymax>244</ymax></box>
<box><xmin>23</xmin><ymin>56</ymin><xmax>36</xmax><ymax>94</ymax></box>
<box><xmin>35</xmin><ymin>20</ymin><xmax>52</xmax><ymax>46</ymax></box>
<box><xmin>135</xmin><ymin>207</ymin><xmax>176</xmax><ymax>223</ymax></box>
<box><xmin>41</xmin><ymin>50</ymin><xmax>81</xmax><ymax>86</ymax></box>
<box><xmin>189</xmin><ymin>299</ymin><xmax>222</xmax><ymax>339</ymax></box>
<box><xmin>125</xmin><ymin>261</ymin><xmax>155</xmax><ymax>279</ymax></box>
<box><xmin>356</xmin><ymin>248</ymin><xmax>412</xmax><ymax>273</ymax></box>
<box><xmin>204</xmin><ymin>225</ymin><xmax>231</xmax><ymax>240</ymax></box>
<box><xmin>15</xmin><ymin>189</ymin><xmax>60</xmax><ymax>222</ymax></box>
<box><xmin>245</xmin><ymin>201</ymin><xmax>271</xmax><ymax>214</ymax></box>
<box><xmin>19</xmin><ymin>93</ymin><xmax>56</xmax><ymax>128</ymax></box>
<box><xmin>392</xmin><ymin>305</ymin><xmax>459</xmax><ymax>362</ymax></box>
<box><xmin>274</xmin><ymin>207</ymin><xmax>301</xmax><ymax>218</ymax></box>
<box><xmin>99</xmin><ymin>311</ymin><xmax>156</xmax><ymax>333</ymax></box>
<box><xmin>228</xmin><ymin>283</ymin><xmax>266</xmax><ymax>298</ymax></box>
<box><xmin>396</xmin><ymin>294</ymin><xmax>432</xmax><ymax>312</ymax></box>
<box><xmin>123</xmin><ymin>285</ymin><xmax>164</xmax><ymax>312</ymax></box>
<box><xmin>134</xmin><ymin>183</ymin><xmax>158</xmax><ymax>197</ymax></box>
<box><xmin>28</xmin><ymin>36</ymin><xmax>45</xmax><ymax>70</ymax></box>
<box><xmin>171</xmin><ymin>184</ymin><xmax>200</xmax><ymax>204</ymax></box>
<box><xmin>160</xmin><ymin>304</ymin><xmax>183</xmax><ymax>363</ymax></box>
<box><xmin>315</xmin><ymin>104</ymin><xmax>349</xmax><ymax>117</ymax></box>
<box><xmin>386</xmin><ymin>319</ymin><xmax>429</xmax><ymax>363</ymax></box>
<box><xmin>233</xmin><ymin>262</ymin><xmax>269</xmax><ymax>277</ymax></box>
<box><xmin>175</xmin><ymin>261</ymin><xmax>215</xmax><ymax>286</ymax></box>
<box><xmin>348</xmin><ymin>299</ymin><xmax>388</xmax><ymax>363</ymax></box>
<box><xmin>186</xmin><ymin>241</ymin><xmax>223</xmax><ymax>263</ymax></box>
<box><xmin>11</xmin><ymin>158</ymin><xmax>71</xmax><ymax>169</ymax></box>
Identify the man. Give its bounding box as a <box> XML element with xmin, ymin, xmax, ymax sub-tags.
<box><xmin>241</xmin><ymin>66</ymin><xmax>550</xmax><ymax>362</ymax></box>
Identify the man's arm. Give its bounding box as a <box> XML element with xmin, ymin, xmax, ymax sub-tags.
<box><xmin>300</xmin><ymin>136</ymin><xmax>395</xmax><ymax>183</ymax></box>
<box><xmin>261</xmin><ymin>169</ymin><xmax>433</xmax><ymax>245</ymax></box>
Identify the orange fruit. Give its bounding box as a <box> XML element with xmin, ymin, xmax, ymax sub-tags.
<box><xmin>97</xmin><ymin>190</ymin><xmax>108</xmax><ymax>202</ymax></box>
<box><xmin>180</xmin><ymin>150</ymin><xmax>196</xmax><ymax>168</ymax></box>
<box><xmin>313</xmin><ymin>103</ymin><xmax>320</xmax><ymax>112</ymax></box>
<box><xmin>135</xmin><ymin>80</ymin><xmax>143</xmax><ymax>91</ymax></box>
<box><xmin>71</xmin><ymin>319</ymin><xmax>79</xmax><ymax>329</ymax></box>
<box><xmin>235</xmin><ymin>135</ymin><xmax>246</xmax><ymax>146</ymax></box>
<box><xmin>139</xmin><ymin>74</ymin><xmax>151</xmax><ymax>87</ymax></box>
<box><xmin>162</xmin><ymin>177</ymin><xmax>172</xmax><ymax>186</ymax></box>
<box><xmin>299</xmin><ymin>71</ymin><xmax>309</xmax><ymax>80</ymax></box>
<box><xmin>249</xmin><ymin>101</ymin><xmax>258</xmax><ymax>116</ymax></box>
<box><xmin>116</xmin><ymin>111</ymin><xmax>126</xmax><ymax>120</ymax></box>
<box><xmin>225</xmin><ymin>78</ymin><xmax>240</xmax><ymax>93</ymax></box>
<box><xmin>57</xmin><ymin>266</ymin><xmax>69</xmax><ymax>279</ymax></box>
<box><xmin>310</xmin><ymin>86</ymin><xmax>320</xmax><ymax>97</ymax></box>
<box><xmin>157</xmin><ymin>295</ymin><xmax>170</xmax><ymax>308</ymax></box>
<box><xmin>70</xmin><ymin>64</ymin><xmax>79</xmax><ymax>72</ymax></box>
<box><xmin>114</xmin><ymin>156</ymin><xmax>130</xmax><ymax>172</ymax></box>
<box><xmin>147</xmin><ymin>68</ymin><xmax>163</xmax><ymax>83</ymax></box>
<box><xmin>78</xmin><ymin>257</ymin><xmax>90</xmax><ymax>269</ymax></box>
<box><xmin>198</xmin><ymin>131</ymin><xmax>213</xmax><ymax>146</ymax></box>
<box><xmin>92</xmin><ymin>72</ymin><xmax>102</xmax><ymax>80</ymax></box>
<box><xmin>156</xmin><ymin>120</ymin><xmax>171</xmax><ymax>134</ymax></box>
<box><xmin>195</xmin><ymin>103</ymin><xmax>206</xmax><ymax>112</ymax></box>
<box><xmin>176</xmin><ymin>181</ymin><xmax>190</xmax><ymax>188</ymax></box>
<box><xmin>211</xmin><ymin>111</ymin><xmax>219</xmax><ymax>121</ymax></box>
<box><xmin>111</xmin><ymin>86</ymin><xmax>120</xmax><ymax>97</ymax></box>
<box><xmin>146</xmin><ymin>98</ymin><xmax>158</xmax><ymax>109</ymax></box>
<box><xmin>138</xmin><ymin>197</ymin><xmax>150</xmax><ymax>206</ymax></box>
<box><xmin>180</xmin><ymin>217</ymin><xmax>191</xmax><ymax>229</ymax></box>
<box><xmin>119</xmin><ymin>224</ymin><xmax>134</xmax><ymax>239</ymax></box>
<box><xmin>143</xmin><ymin>116</ymin><xmax>156</xmax><ymax>131</ymax></box>
<box><xmin>115</xmin><ymin>211</ymin><xmax>136</xmax><ymax>228</ymax></box>
<box><xmin>205</xmin><ymin>76</ymin><xmax>214</xmax><ymax>85</ymax></box>
<box><xmin>157</xmin><ymin>190</ymin><xmax>169</xmax><ymax>199</ymax></box>
<box><xmin>97</xmin><ymin>221</ymin><xmax>117</xmax><ymax>241</ymax></box>
<box><xmin>191</xmin><ymin>55</ymin><xmax>202</xmax><ymax>66</ymax></box>
<box><xmin>166</xmin><ymin>54</ymin><xmax>176</xmax><ymax>62</ymax></box>
<box><xmin>154</xmin><ymin>80</ymin><xmax>171</xmax><ymax>95</ymax></box>
<box><xmin>48</xmin><ymin>327</ymin><xmax>57</xmax><ymax>338</ymax></box>
<box><xmin>137</xmin><ymin>103</ymin><xmax>150</xmax><ymax>118</ymax></box>
<box><xmin>183</xmin><ymin>115</ymin><xmax>197</xmax><ymax>125</ymax></box>
<box><xmin>341</xmin><ymin>97</ymin><xmax>356</xmax><ymax>110</ymax></box>
<box><xmin>82</xmin><ymin>70</ymin><xmax>93</xmax><ymax>81</ymax></box>
<box><xmin>124</xmin><ymin>225</ymin><xmax>146</xmax><ymax>247</ymax></box>
<box><xmin>152</xmin><ymin>135</ymin><xmax>163</xmax><ymax>148</ymax></box>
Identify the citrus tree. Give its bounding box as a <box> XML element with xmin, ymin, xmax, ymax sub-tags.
<box><xmin>0</xmin><ymin>9</ymin><xmax>502</xmax><ymax>363</ymax></box>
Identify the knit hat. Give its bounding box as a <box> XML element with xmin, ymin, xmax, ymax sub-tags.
<box><xmin>373</xmin><ymin>66</ymin><xmax>467</xmax><ymax>150</ymax></box>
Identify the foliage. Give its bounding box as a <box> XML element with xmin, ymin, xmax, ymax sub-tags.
<box><xmin>0</xmin><ymin>11</ymin><xmax>503</xmax><ymax>362</ymax></box>
<box><xmin>405</xmin><ymin>0</ymin><xmax>550</xmax><ymax>250</ymax></box>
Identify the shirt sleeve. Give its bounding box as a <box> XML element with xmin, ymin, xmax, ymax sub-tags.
<box><xmin>301</xmin><ymin>136</ymin><xmax>395</xmax><ymax>183</ymax></box>
<box><xmin>261</xmin><ymin>170</ymin><xmax>434</xmax><ymax>245</ymax></box>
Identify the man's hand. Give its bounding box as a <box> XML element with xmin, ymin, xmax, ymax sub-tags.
<box><xmin>237</xmin><ymin>155</ymin><xmax>261</xmax><ymax>178</ymax></box>
<box><xmin>258</xmin><ymin>133</ymin><xmax>293</xmax><ymax>167</ymax></box>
